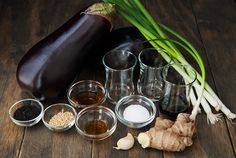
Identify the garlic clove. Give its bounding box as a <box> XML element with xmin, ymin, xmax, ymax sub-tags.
<box><xmin>137</xmin><ymin>132</ymin><xmax>151</xmax><ymax>148</ymax></box>
<box><xmin>113</xmin><ymin>133</ymin><xmax>134</xmax><ymax>150</ymax></box>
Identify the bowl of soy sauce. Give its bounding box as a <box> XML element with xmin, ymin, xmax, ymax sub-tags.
<box><xmin>75</xmin><ymin>105</ymin><xmax>117</xmax><ymax>141</ymax></box>
<box><xmin>67</xmin><ymin>80</ymin><xmax>107</xmax><ymax>109</ymax></box>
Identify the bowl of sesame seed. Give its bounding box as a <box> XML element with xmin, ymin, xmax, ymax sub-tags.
<box><xmin>42</xmin><ymin>103</ymin><xmax>77</xmax><ymax>132</ymax></box>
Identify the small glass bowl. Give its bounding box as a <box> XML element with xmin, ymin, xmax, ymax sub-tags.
<box><xmin>67</xmin><ymin>80</ymin><xmax>106</xmax><ymax>108</ymax></box>
<box><xmin>42</xmin><ymin>103</ymin><xmax>77</xmax><ymax>132</ymax></box>
<box><xmin>9</xmin><ymin>99</ymin><xmax>44</xmax><ymax>127</ymax></box>
<box><xmin>115</xmin><ymin>95</ymin><xmax>156</xmax><ymax>129</ymax></box>
<box><xmin>75</xmin><ymin>106</ymin><xmax>117</xmax><ymax>141</ymax></box>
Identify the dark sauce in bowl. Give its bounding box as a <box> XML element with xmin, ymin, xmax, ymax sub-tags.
<box><xmin>13</xmin><ymin>105</ymin><xmax>41</xmax><ymax>121</ymax></box>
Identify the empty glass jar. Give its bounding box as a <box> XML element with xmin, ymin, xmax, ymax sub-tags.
<box><xmin>102</xmin><ymin>50</ymin><xmax>137</xmax><ymax>104</ymax></box>
<box><xmin>137</xmin><ymin>48</ymin><xmax>172</xmax><ymax>101</ymax></box>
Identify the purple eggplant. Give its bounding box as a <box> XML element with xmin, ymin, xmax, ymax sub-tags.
<box><xmin>16</xmin><ymin>3</ymin><xmax>115</xmax><ymax>100</ymax></box>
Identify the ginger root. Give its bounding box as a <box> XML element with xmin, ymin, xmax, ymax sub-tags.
<box><xmin>154</xmin><ymin>117</ymin><xmax>174</xmax><ymax>130</ymax></box>
<box><xmin>137</xmin><ymin>113</ymin><xmax>196</xmax><ymax>152</ymax></box>
<box><xmin>169</xmin><ymin>113</ymin><xmax>196</xmax><ymax>138</ymax></box>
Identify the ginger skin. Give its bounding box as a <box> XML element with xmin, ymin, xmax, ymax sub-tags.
<box><xmin>154</xmin><ymin>117</ymin><xmax>174</xmax><ymax>130</ymax></box>
<box><xmin>169</xmin><ymin>113</ymin><xmax>196</xmax><ymax>138</ymax></box>
<box><xmin>137</xmin><ymin>113</ymin><xmax>196</xmax><ymax>152</ymax></box>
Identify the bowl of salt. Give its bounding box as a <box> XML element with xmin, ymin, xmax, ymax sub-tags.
<box><xmin>115</xmin><ymin>95</ymin><xmax>156</xmax><ymax>129</ymax></box>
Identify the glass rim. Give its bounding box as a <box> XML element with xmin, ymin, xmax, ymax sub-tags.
<box><xmin>102</xmin><ymin>49</ymin><xmax>137</xmax><ymax>72</ymax></box>
<box><xmin>9</xmin><ymin>98</ymin><xmax>44</xmax><ymax>123</ymax></box>
<box><xmin>67</xmin><ymin>80</ymin><xmax>106</xmax><ymax>108</ymax></box>
<box><xmin>75</xmin><ymin>105</ymin><xmax>117</xmax><ymax>139</ymax></box>
<box><xmin>138</xmin><ymin>47</ymin><xmax>173</xmax><ymax>70</ymax></box>
<box><xmin>42</xmin><ymin>103</ymin><xmax>77</xmax><ymax>129</ymax></box>
<box><xmin>115</xmin><ymin>95</ymin><xmax>157</xmax><ymax>122</ymax></box>
<box><xmin>162</xmin><ymin>64</ymin><xmax>197</xmax><ymax>87</ymax></box>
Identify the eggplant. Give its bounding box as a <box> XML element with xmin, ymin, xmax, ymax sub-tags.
<box><xmin>16</xmin><ymin>3</ymin><xmax>115</xmax><ymax>100</ymax></box>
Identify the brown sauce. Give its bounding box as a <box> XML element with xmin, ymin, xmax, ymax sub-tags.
<box><xmin>72</xmin><ymin>91</ymin><xmax>103</xmax><ymax>105</ymax></box>
<box><xmin>84</xmin><ymin>120</ymin><xmax>108</xmax><ymax>135</ymax></box>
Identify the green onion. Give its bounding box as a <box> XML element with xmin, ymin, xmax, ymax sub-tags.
<box><xmin>103</xmin><ymin>0</ymin><xmax>236</xmax><ymax>123</ymax></box>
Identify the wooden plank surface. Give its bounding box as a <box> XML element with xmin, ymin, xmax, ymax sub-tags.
<box><xmin>192</xmin><ymin>0</ymin><xmax>236</xmax><ymax>154</ymax></box>
<box><xmin>138</xmin><ymin>1</ymin><xmax>235</xmax><ymax>158</ymax></box>
<box><xmin>0</xmin><ymin>0</ymin><xmax>235</xmax><ymax>158</ymax></box>
<box><xmin>0</xmin><ymin>1</ymin><xmax>28</xmax><ymax>158</ymax></box>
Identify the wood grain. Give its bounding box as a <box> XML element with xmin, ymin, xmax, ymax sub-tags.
<box><xmin>0</xmin><ymin>0</ymin><xmax>27</xmax><ymax>158</ymax></box>
<box><xmin>141</xmin><ymin>1</ymin><xmax>235</xmax><ymax>157</ymax></box>
<box><xmin>192</xmin><ymin>0</ymin><xmax>236</xmax><ymax>155</ymax></box>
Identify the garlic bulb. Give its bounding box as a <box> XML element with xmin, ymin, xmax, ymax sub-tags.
<box><xmin>113</xmin><ymin>133</ymin><xmax>135</xmax><ymax>150</ymax></box>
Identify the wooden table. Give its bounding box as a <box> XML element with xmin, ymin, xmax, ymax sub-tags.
<box><xmin>0</xmin><ymin>0</ymin><xmax>236</xmax><ymax>158</ymax></box>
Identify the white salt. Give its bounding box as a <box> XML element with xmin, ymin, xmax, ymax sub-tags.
<box><xmin>123</xmin><ymin>104</ymin><xmax>150</xmax><ymax>123</ymax></box>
